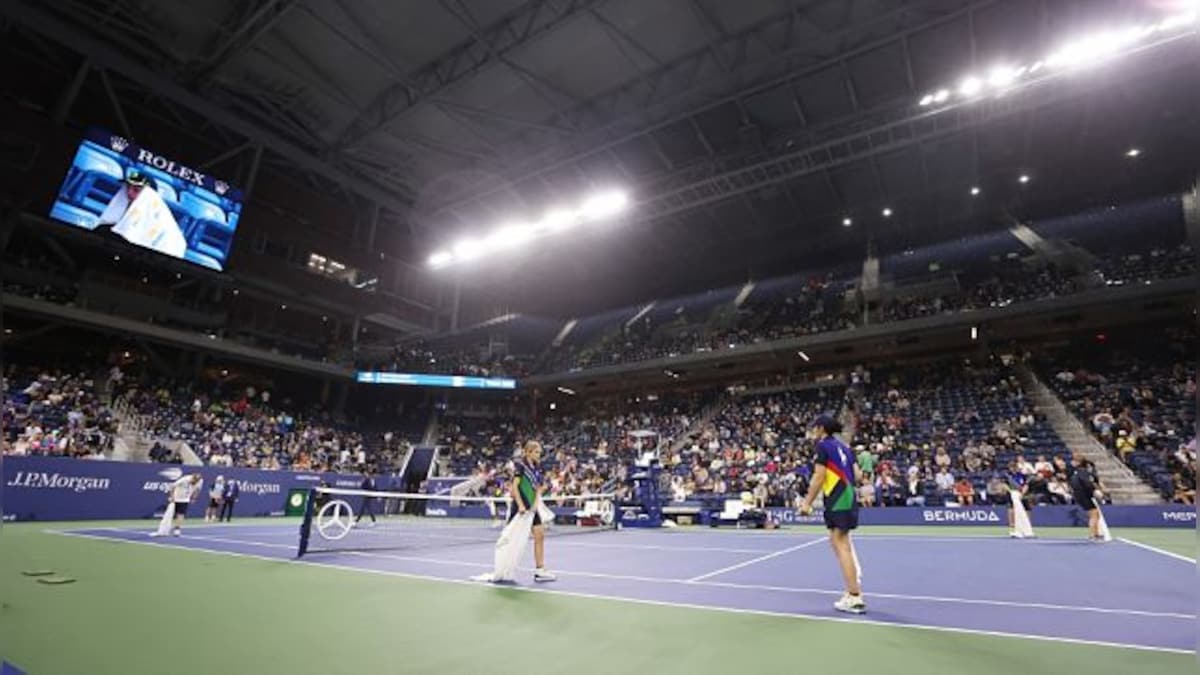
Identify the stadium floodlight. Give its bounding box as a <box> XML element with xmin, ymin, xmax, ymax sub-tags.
<box><xmin>797</xmin><ymin>350</ymin><xmax>811</xmax><ymax>362</ymax></box>
<box><xmin>489</xmin><ymin>223</ymin><xmax>537</xmax><ymax>250</ymax></box>
<box><xmin>882</xmin><ymin>207</ymin><xmax>893</xmax><ymax>217</ymax></box>
<box><xmin>1126</xmin><ymin>147</ymin><xmax>1141</xmax><ymax>157</ymax></box>
<box><xmin>580</xmin><ymin>190</ymin><xmax>629</xmax><ymax>220</ymax></box>
<box><xmin>1019</xmin><ymin>174</ymin><xmax>1031</xmax><ymax>184</ymax></box>
<box><xmin>970</xmin><ymin>186</ymin><xmax>982</xmax><ymax>196</ymax></box>
<box><xmin>917</xmin><ymin>9</ymin><xmax>1199</xmax><ymax>107</ymax></box>
<box><xmin>428</xmin><ymin>187</ymin><xmax>630</xmax><ymax>269</ymax></box>
<box><xmin>987</xmin><ymin>64</ymin><xmax>1021</xmax><ymax>88</ymax></box>
<box><xmin>933</xmin><ymin>89</ymin><xmax>951</xmax><ymax>103</ymax></box>
<box><xmin>453</xmin><ymin>237</ymin><xmax>486</xmax><ymax>261</ymax></box>
<box><xmin>557</xmin><ymin>386</ymin><xmax>576</xmax><ymax>396</ymax></box>
<box><xmin>842</xmin><ymin>217</ymin><xmax>852</xmax><ymax>227</ymax></box>
<box><xmin>541</xmin><ymin>208</ymin><xmax>578</xmax><ymax>231</ymax></box>
<box><xmin>1158</xmin><ymin>9</ymin><xmax>1197</xmax><ymax>32</ymax></box>
<box><xmin>970</xmin><ymin>326</ymin><xmax>979</xmax><ymax>341</ymax></box>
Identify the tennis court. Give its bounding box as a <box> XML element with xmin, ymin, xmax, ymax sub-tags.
<box><xmin>1</xmin><ymin>519</ymin><xmax>1191</xmax><ymax>674</ymax></box>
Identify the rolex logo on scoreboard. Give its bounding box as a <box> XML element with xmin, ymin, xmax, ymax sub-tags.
<box><xmin>214</xmin><ymin>180</ymin><xmax>230</xmax><ymax>196</ymax></box>
<box><xmin>109</xmin><ymin>135</ymin><xmax>130</xmax><ymax>153</ymax></box>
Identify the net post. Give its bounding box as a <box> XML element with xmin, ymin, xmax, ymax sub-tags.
<box><xmin>297</xmin><ymin>488</ymin><xmax>317</xmax><ymax>558</ymax></box>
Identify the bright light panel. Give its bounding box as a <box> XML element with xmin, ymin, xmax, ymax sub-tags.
<box><xmin>915</xmin><ymin>10</ymin><xmax>1198</xmax><ymax>107</ymax></box>
<box><xmin>580</xmin><ymin>190</ymin><xmax>629</xmax><ymax>220</ymax></box>
<box><xmin>970</xmin><ymin>186</ymin><xmax>981</xmax><ymax>196</ymax></box>
<box><xmin>429</xmin><ymin>189</ymin><xmax>630</xmax><ymax>268</ymax></box>
<box><xmin>842</xmin><ymin>217</ymin><xmax>852</xmax><ymax>226</ymax></box>
<box><xmin>882</xmin><ymin>207</ymin><xmax>893</xmax><ymax>217</ymax></box>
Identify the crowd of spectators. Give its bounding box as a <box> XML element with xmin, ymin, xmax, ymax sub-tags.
<box><xmin>2</xmin><ymin>366</ymin><xmax>116</xmax><ymax>459</ymax></box>
<box><xmin>116</xmin><ymin>380</ymin><xmax>406</xmax><ymax>474</ymax></box>
<box><xmin>846</xmin><ymin>360</ymin><xmax>1098</xmax><ymax>509</ymax></box>
<box><xmin>1040</xmin><ymin>326</ymin><xmax>1196</xmax><ymax>503</ymax></box>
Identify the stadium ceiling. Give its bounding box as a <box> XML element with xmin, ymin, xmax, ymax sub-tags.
<box><xmin>2</xmin><ymin>0</ymin><xmax>1198</xmax><ymax>314</ymax></box>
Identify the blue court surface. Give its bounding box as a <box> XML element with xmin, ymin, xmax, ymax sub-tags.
<box><xmin>56</xmin><ymin>522</ymin><xmax>1193</xmax><ymax>654</ymax></box>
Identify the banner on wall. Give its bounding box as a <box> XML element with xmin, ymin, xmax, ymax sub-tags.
<box><xmin>1</xmin><ymin>456</ymin><xmax>370</xmax><ymax>522</ymax></box>
<box><xmin>763</xmin><ymin>504</ymin><xmax>1196</xmax><ymax>528</ymax></box>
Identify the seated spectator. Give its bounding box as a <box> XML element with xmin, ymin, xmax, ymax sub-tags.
<box><xmin>1172</xmin><ymin>473</ymin><xmax>1195</xmax><ymax>505</ymax></box>
<box><xmin>856</xmin><ymin>444</ymin><xmax>875</xmax><ymax>477</ymax></box>
<box><xmin>953</xmin><ymin>477</ymin><xmax>974</xmax><ymax>505</ymax></box>
<box><xmin>1047</xmin><ymin>474</ymin><xmax>1073</xmax><ymax>505</ymax></box>
<box><xmin>934</xmin><ymin>446</ymin><xmax>951</xmax><ymax>470</ymax></box>
<box><xmin>903</xmin><ymin>474</ymin><xmax>926</xmax><ymax>507</ymax></box>
<box><xmin>1115</xmin><ymin>430</ymin><xmax>1137</xmax><ymax>461</ymax></box>
<box><xmin>1014</xmin><ymin>454</ymin><xmax>1035</xmax><ymax>476</ymax></box>
<box><xmin>986</xmin><ymin>474</ymin><xmax>1010</xmax><ymax>505</ymax></box>
<box><xmin>1033</xmin><ymin>454</ymin><xmax>1053</xmax><ymax>477</ymax></box>
<box><xmin>857</xmin><ymin>477</ymin><xmax>876</xmax><ymax>507</ymax></box>
<box><xmin>934</xmin><ymin>467</ymin><xmax>955</xmax><ymax>501</ymax></box>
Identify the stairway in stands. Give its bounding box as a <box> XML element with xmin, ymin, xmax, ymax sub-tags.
<box><xmin>1016</xmin><ymin>365</ymin><xmax>1162</xmax><ymax>504</ymax></box>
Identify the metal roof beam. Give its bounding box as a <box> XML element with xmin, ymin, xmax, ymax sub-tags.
<box><xmin>635</xmin><ymin>41</ymin><xmax>1195</xmax><ymax>223</ymax></box>
<box><xmin>334</xmin><ymin>0</ymin><xmax>603</xmax><ymax>151</ymax></box>
<box><xmin>0</xmin><ymin>0</ymin><xmax>413</xmax><ymax>216</ymax></box>
<box><xmin>194</xmin><ymin>0</ymin><xmax>300</xmax><ymax>80</ymax></box>
<box><xmin>435</xmin><ymin>0</ymin><xmax>995</xmax><ymax>216</ymax></box>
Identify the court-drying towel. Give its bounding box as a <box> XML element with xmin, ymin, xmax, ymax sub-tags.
<box><xmin>1010</xmin><ymin>490</ymin><xmax>1035</xmax><ymax>538</ymax></box>
<box><xmin>153</xmin><ymin>502</ymin><xmax>176</xmax><ymax>536</ymax></box>
<box><xmin>493</xmin><ymin>510</ymin><xmax>535</xmax><ymax>581</ymax></box>
<box><xmin>536</xmin><ymin>500</ymin><xmax>555</xmax><ymax>530</ymax></box>
<box><xmin>1094</xmin><ymin>498</ymin><xmax>1113</xmax><ymax>542</ymax></box>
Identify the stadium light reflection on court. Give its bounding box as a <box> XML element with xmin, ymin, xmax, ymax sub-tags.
<box><xmin>916</xmin><ymin>9</ymin><xmax>1198</xmax><ymax>108</ymax></box>
<box><xmin>428</xmin><ymin>189</ymin><xmax>630</xmax><ymax>269</ymax></box>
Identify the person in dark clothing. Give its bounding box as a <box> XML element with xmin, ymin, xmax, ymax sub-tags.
<box><xmin>356</xmin><ymin>473</ymin><xmax>377</xmax><ymax>525</ymax></box>
<box><xmin>1070</xmin><ymin>453</ymin><xmax>1102</xmax><ymax>541</ymax></box>
<box><xmin>219</xmin><ymin>479</ymin><xmax>240</xmax><ymax>522</ymax></box>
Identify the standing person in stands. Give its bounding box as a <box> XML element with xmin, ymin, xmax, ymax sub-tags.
<box><xmin>1070</xmin><ymin>453</ymin><xmax>1104</xmax><ymax>541</ymax></box>
<box><xmin>800</xmin><ymin>414</ymin><xmax>865</xmax><ymax>614</ymax></box>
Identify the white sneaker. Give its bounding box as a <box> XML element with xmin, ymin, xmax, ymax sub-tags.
<box><xmin>533</xmin><ymin>568</ymin><xmax>557</xmax><ymax>583</ymax></box>
<box><xmin>172</xmin><ymin>528</ymin><xmax>181</xmax><ymax>537</ymax></box>
<box><xmin>833</xmin><ymin>593</ymin><xmax>866</xmax><ymax>614</ymax></box>
<box><xmin>470</xmin><ymin>572</ymin><xmax>496</xmax><ymax>583</ymax></box>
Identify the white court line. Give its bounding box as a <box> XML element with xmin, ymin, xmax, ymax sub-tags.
<box><xmin>687</xmin><ymin>537</ymin><xmax>828</xmax><ymax>582</ymax></box>
<box><xmin>48</xmin><ymin>529</ymin><xmax>1191</xmax><ymax>656</ymax></box>
<box><xmin>151</xmin><ymin>524</ymin><xmax>802</xmax><ymax>555</ymax></box>
<box><xmin>1118</xmin><ymin>537</ymin><xmax>1196</xmax><ymax>564</ymax></box>
<box><xmin>68</xmin><ymin>528</ymin><xmax>1195</xmax><ymax>620</ymax></box>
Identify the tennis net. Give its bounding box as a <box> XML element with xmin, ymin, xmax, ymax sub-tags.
<box><xmin>297</xmin><ymin>487</ymin><xmax>619</xmax><ymax>557</ymax></box>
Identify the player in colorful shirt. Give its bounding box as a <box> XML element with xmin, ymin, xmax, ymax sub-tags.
<box><xmin>510</xmin><ymin>440</ymin><xmax>556</xmax><ymax>582</ymax></box>
<box><xmin>800</xmin><ymin>414</ymin><xmax>866</xmax><ymax>614</ymax></box>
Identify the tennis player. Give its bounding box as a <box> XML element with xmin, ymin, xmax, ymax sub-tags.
<box><xmin>1069</xmin><ymin>453</ymin><xmax>1104</xmax><ymax>541</ymax></box>
<box><xmin>800</xmin><ymin>414</ymin><xmax>866</xmax><ymax>614</ymax></box>
<box><xmin>513</xmin><ymin>440</ymin><xmax>556</xmax><ymax>582</ymax></box>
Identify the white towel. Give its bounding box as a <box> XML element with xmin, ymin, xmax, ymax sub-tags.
<box><xmin>153</xmin><ymin>502</ymin><xmax>176</xmax><ymax>536</ymax></box>
<box><xmin>1094</xmin><ymin>497</ymin><xmax>1113</xmax><ymax>542</ymax></box>
<box><xmin>492</xmin><ymin>510</ymin><xmax>535</xmax><ymax>581</ymax></box>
